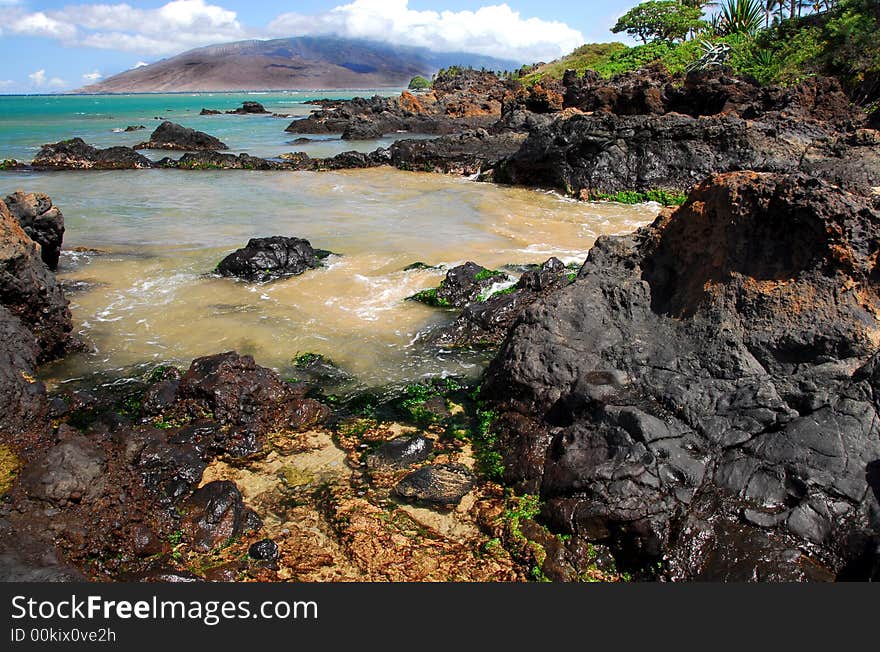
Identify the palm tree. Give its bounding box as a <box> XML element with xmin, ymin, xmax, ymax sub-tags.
<box><xmin>763</xmin><ymin>0</ymin><xmax>782</xmax><ymax>27</ymax></box>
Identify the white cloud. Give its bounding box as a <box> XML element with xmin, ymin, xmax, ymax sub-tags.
<box><xmin>1</xmin><ymin>0</ymin><xmax>584</xmax><ymax>63</ymax></box>
<box><xmin>268</xmin><ymin>1</ymin><xmax>584</xmax><ymax>62</ymax></box>
<box><xmin>10</xmin><ymin>11</ymin><xmax>77</xmax><ymax>40</ymax></box>
<box><xmin>82</xmin><ymin>70</ymin><xmax>103</xmax><ymax>82</ymax></box>
<box><xmin>2</xmin><ymin>0</ymin><xmax>249</xmax><ymax>55</ymax></box>
<box><xmin>28</xmin><ymin>69</ymin><xmax>46</xmax><ymax>86</ymax></box>
<box><xmin>27</xmin><ymin>69</ymin><xmax>66</xmax><ymax>88</ymax></box>
<box><xmin>134</xmin><ymin>61</ymin><xmax>149</xmax><ymax>68</ymax></box>
<box><xmin>0</xmin><ymin>79</ymin><xmax>14</xmax><ymax>88</ymax></box>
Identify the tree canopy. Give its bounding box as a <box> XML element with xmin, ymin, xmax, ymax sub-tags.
<box><xmin>611</xmin><ymin>1</ymin><xmax>706</xmax><ymax>43</ymax></box>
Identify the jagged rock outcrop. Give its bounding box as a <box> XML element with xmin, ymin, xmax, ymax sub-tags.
<box><xmin>0</xmin><ymin>195</ymin><xmax>71</xmax><ymax>448</ymax></box>
<box><xmin>163</xmin><ymin>352</ymin><xmax>331</xmax><ymax>456</ymax></box>
<box><xmin>136</xmin><ymin>121</ymin><xmax>228</xmax><ymax>151</ymax></box>
<box><xmin>484</xmin><ymin>172</ymin><xmax>880</xmax><ymax>581</ymax></box>
<box><xmin>558</xmin><ymin>67</ymin><xmax>864</xmax><ymax>131</ymax></box>
<box><xmin>32</xmin><ymin>138</ymin><xmax>153</xmax><ymax>170</ymax></box>
<box><xmin>494</xmin><ymin>112</ymin><xmax>879</xmax><ymax>198</ymax></box>
<box><xmin>0</xmin><ymin>198</ymin><xmax>71</xmax><ymax>363</ymax></box>
<box><xmin>431</xmin><ymin>258</ymin><xmax>571</xmax><ymax>348</ymax></box>
<box><xmin>286</xmin><ymin>69</ymin><xmax>514</xmax><ymax>137</ymax></box>
<box><xmin>390</xmin><ymin>129</ymin><xmax>526</xmax><ymax>176</ymax></box>
<box><xmin>4</xmin><ymin>191</ymin><xmax>64</xmax><ymax>270</ymax></box>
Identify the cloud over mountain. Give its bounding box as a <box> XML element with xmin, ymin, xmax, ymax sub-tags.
<box><xmin>0</xmin><ymin>0</ymin><xmax>583</xmax><ymax>62</ymax></box>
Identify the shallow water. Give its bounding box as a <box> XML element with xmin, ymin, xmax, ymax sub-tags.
<box><xmin>0</xmin><ymin>167</ymin><xmax>658</xmax><ymax>388</ymax></box>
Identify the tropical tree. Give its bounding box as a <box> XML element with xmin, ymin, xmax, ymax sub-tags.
<box><xmin>611</xmin><ymin>1</ymin><xmax>707</xmax><ymax>44</ymax></box>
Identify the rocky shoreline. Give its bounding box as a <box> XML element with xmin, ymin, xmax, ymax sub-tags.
<box><xmin>13</xmin><ymin>69</ymin><xmax>879</xmax><ymax>202</ymax></box>
<box><xmin>1</xmin><ymin>64</ymin><xmax>879</xmax><ymax>582</ymax></box>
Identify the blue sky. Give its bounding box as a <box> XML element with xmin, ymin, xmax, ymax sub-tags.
<box><xmin>0</xmin><ymin>0</ymin><xmax>639</xmax><ymax>93</ymax></box>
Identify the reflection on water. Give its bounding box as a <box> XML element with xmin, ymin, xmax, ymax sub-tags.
<box><xmin>1</xmin><ymin>167</ymin><xmax>658</xmax><ymax>388</ymax></box>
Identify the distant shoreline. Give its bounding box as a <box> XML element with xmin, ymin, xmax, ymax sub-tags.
<box><xmin>0</xmin><ymin>89</ymin><xmax>405</xmax><ymax>98</ymax></box>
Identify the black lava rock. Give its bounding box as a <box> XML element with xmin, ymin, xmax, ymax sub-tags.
<box><xmin>366</xmin><ymin>435</ymin><xmax>434</xmax><ymax>469</ymax></box>
<box><xmin>216</xmin><ymin>237</ymin><xmax>323</xmax><ymax>283</ymax></box>
<box><xmin>136</xmin><ymin>121</ymin><xmax>228</xmax><ymax>151</ymax></box>
<box><xmin>248</xmin><ymin>538</ymin><xmax>279</xmax><ymax>561</ymax></box>
<box><xmin>393</xmin><ymin>464</ymin><xmax>475</xmax><ymax>506</ymax></box>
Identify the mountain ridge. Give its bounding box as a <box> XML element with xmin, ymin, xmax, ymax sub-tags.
<box><xmin>78</xmin><ymin>36</ymin><xmax>519</xmax><ymax>93</ymax></box>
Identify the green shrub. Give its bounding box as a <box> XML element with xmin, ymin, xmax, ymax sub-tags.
<box><xmin>408</xmin><ymin>75</ymin><xmax>431</xmax><ymax>90</ymax></box>
<box><xmin>594</xmin><ymin>41</ymin><xmax>676</xmax><ymax>77</ymax></box>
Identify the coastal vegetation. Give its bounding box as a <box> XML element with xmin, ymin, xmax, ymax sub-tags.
<box><xmin>520</xmin><ymin>0</ymin><xmax>879</xmax><ymax>112</ymax></box>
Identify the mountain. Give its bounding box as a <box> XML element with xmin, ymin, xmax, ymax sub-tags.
<box><xmin>78</xmin><ymin>36</ymin><xmax>519</xmax><ymax>93</ymax></box>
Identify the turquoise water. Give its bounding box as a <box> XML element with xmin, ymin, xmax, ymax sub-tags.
<box><xmin>0</xmin><ymin>91</ymin><xmax>403</xmax><ymax>161</ymax></box>
<box><xmin>0</xmin><ymin>94</ymin><xmax>657</xmax><ymax>387</ymax></box>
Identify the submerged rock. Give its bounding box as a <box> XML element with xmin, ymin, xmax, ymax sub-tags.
<box><xmin>32</xmin><ymin>138</ymin><xmax>153</xmax><ymax>170</ymax></box>
<box><xmin>411</xmin><ymin>261</ymin><xmax>509</xmax><ymax>309</ymax></box>
<box><xmin>172</xmin><ymin>151</ymin><xmax>280</xmax><ymax>170</ymax></box>
<box><xmin>136</xmin><ymin>121</ymin><xmax>228</xmax><ymax>151</ymax></box>
<box><xmin>216</xmin><ymin>236</ymin><xmax>325</xmax><ymax>283</ymax></box>
<box><xmin>484</xmin><ymin>172</ymin><xmax>880</xmax><ymax>580</ymax></box>
<box><xmin>366</xmin><ymin>435</ymin><xmax>434</xmax><ymax>469</ymax></box>
<box><xmin>4</xmin><ymin>191</ymin><xmax>64</xmax><ymax>270</ymax></box>
<box><xmin>393</xmin><ymin>464</ymin><xmax>475</xmax><ymax>506</ymax></box>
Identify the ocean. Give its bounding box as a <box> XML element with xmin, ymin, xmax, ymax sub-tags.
<box><xmin>0</xmin><ymin>92</ymin><xmax>658</xmax><ymax>390</ymax></box>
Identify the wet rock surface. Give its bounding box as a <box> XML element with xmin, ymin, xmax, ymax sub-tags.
<box><xmin>366</xmin><ymin>435</ymin><xmax>434</xmax><ymax>469</ymax></box>
<box><xmin>216</xmin><ymin>236</ymin><xmax>326</xmax><ymax>283</ymax></box>
<box><xmin>136</xmin><ymin>121</ymin><xmax>228</xmax><ymax>151</ymax></box>
<box><xmin>484</xmin><ymin>172</ymin><xmax>880</xmax><ymax>580</ymax></box>
<box><xmin>170</xmin><ymin>351</ymin><xmax>331</xmax><ymax>456</ymax></box>
<box><xmin>248</xmin><ymin>538</ymin><xmax>279</xmax><ymax>561</ymax></box>
<box><xmin>4</xmin><ymin>191</ymin><xmax>65</xmax><ymax>270</ymax></box>
<box><xmin>32</xmin><ymin>138</ymin><xmax>153</xmax><ymax>170</ymax></box>
<box><xmin>411</xmin><ymin>262</ymin><xmax>510</xmax><ymax>309</ymax></box>
<box><xmin>394</xmin><ymin>464</ymin><xmax>476</xmax><ymax>506</ymax></box>
<box><xmin>171</xmin><ymin>151</ymin><xmax>281</xmax><ymax>170</ymax></box>
<box><xmin>181</xmin><ymin>481</ymin><xmax>261</xmax><ymax>551</ymax></box>
<box><xmin>431</xmin><ymin>258</ymin><xmax>571</xmax><ymax>348</ymax></box>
